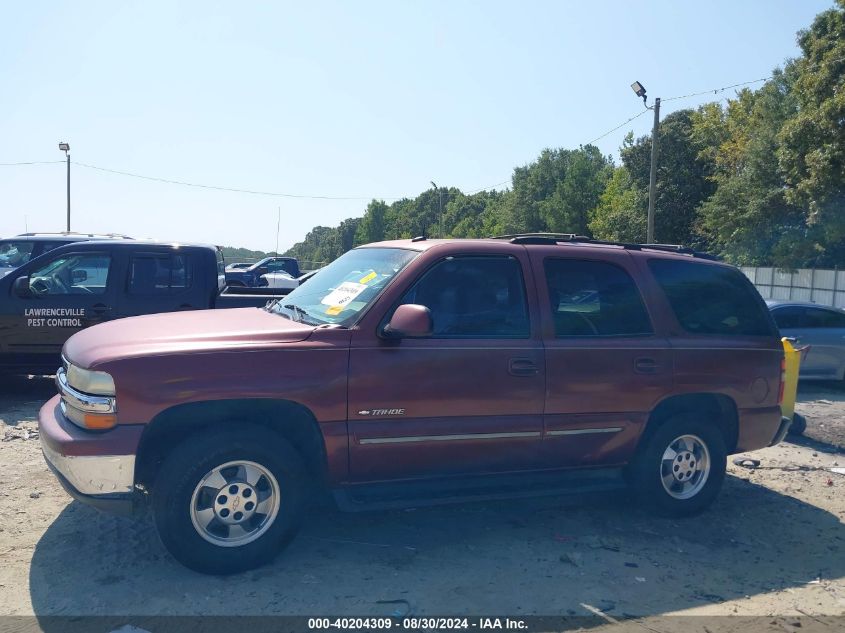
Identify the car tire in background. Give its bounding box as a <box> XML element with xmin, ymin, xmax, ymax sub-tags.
<box><xmin>628</xmin><ymin>413</ymin><xmax>727</xmax><ymax>517</ymax></box>
<box><xmin>788</xmin><ymin>412</ymin><xmax>807</xmax><ymax>436</ymax></box>
<box><xmin>153</xmin><ymin>424</ymin><xmax>307</xmax><ymax>574</ymax></box>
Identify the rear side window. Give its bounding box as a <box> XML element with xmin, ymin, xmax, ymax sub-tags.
<box><xmin>649</xmin><ymin>259</ymin><xmax>774</xmax><ymax>336</ymax></box>
<box><xmin>774</xmin><ymin>306</ymin><xmax>845</xmax><ymax>329</ymax></box>
<box><xmin>129</xmin><ymin>253</ymin><xmax>193</xmax><ymax>294</ymax></box>
<box><xmin>544</xmin><ymin>259</ymin><xmax>652</xmax><ymax>337</ymax></box>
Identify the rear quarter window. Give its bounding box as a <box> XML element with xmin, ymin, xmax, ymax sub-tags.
<box><xmin>648</xmin><ymin>259</ymin><xmax>775</xmax><ymax>337</ymax></box>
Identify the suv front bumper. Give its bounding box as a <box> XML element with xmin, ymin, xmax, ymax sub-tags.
<box><xmin>38</xmin><ymin>395</ymin><xmax>143</xmax><ymax>515</ymax></box>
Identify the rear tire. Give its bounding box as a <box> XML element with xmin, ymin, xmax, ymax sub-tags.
<box><xmin>628</xmin><ymin>413</ymin><xmax>727</xmax><ymax>517</ymax></box>
<box><xmin>153</xmin><ymin>425</ymin><xmax>307</xmax><ymax>574</ymax></box>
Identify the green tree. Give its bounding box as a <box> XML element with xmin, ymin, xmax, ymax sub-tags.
<box><xmin>588</xmin><ymin>166</ymin><xmax>647</xmax><ymax>242</ymax></box>
<box><xmin>778</xmin><ymin>0</ymin><xmax>845</xmax><ymax>247</ymax></box>
<box><xmin>354</xmin><ymin>200</ymin><xmax>388</xmax><ymax>245</ymax></box>
<box><xmin>622</xmin><ymin>109</ymin><xmax>715</xmax><ymax>247</ymax></box>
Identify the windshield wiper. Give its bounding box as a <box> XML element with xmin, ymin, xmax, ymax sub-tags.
<box><xmin>283</xmin><ymin>303</ymin><xmax>320</xmax><ymax>325</ymax></box>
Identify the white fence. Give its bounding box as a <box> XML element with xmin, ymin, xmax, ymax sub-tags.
<box><xmin>741</xmin><ymin>266</ymin><xmax>845</xmax><ymax>308</ymax></box>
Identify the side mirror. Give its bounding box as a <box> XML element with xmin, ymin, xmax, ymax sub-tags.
<box><xmin>13</xmin><ymin>276</ymin><xmax>32</xmax><ymax>298</ymax></box>
<box><xmin>71</xmin><ymin>269</ymin><xmax>87</xmax><ymax>283</ymax></box>
<box><xmin>384</xmin><ymin>304</ymin><xmax>433</xmax><ymax>338</ymax></box>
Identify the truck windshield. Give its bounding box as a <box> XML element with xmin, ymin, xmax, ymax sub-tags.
<box><xmin>268</xmin><ymin>247</ymin><xmax>419</xmax><ymax>326</ymax></box>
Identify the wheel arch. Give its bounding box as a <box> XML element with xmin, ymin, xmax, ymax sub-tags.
<box><xmin>640</xmin><ymin>392</ymin><xmax>739</xmax><ymax>455</ymax></box>
<box><xmin>134</xmin><ymin>398</ymin><xmax>328</xmax><ymax>490</ymax></box>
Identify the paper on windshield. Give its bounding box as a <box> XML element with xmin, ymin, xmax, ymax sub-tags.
<box><xmin>321</xmin><ymin>281</ymin><xmax>367</xmax><ymax>308</ymax></box>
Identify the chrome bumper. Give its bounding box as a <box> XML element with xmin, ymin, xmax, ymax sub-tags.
<box><xmin>40</xmin><ymin>434</ymin><xmax>135</xmax><ymax>495</ymax></box>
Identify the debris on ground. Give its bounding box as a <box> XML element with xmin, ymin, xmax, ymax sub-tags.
<box><xmin>2</xmin><ymin>427</ymin><xmax>39</xmax><ymax>442</ymax></box>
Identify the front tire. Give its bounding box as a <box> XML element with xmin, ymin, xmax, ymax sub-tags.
<box><xmin>628</xmin><ymin>414</ymin><xmax>727</xmax><ymax>517</ymax></box>
<box><xmin>153</xmin><ymin>425</ymin><xmax>307</xmax><ymax>574</ymax></box>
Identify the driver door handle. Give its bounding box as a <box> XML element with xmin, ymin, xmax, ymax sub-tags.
<box><xmin>509</xmin><ymin>358</ymin><xmax>539</xmax><ymax>377</ymax></box>
<box><xmin>91</xmin><ymin>303</ymin><xmax>112</xmax><ymax>315</ymax></box>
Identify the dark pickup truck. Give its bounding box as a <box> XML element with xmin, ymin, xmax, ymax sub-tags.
<box><xmin>0</xmin><ymin>240</ymin><xmax>284</xmax><ymax>375</ymax></box>
<box><xmin>39</xmin><ymin>235</ymin><xmax>788</xmax><ymax>574</ymax></box>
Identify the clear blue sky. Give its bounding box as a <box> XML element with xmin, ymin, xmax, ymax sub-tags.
<box><xmin>0</xmin><ymin>1</ymin><xmax>833</xmax><ymax>252</ymax></box>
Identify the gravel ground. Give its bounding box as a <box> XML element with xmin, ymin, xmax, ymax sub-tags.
<box><xmin>0</xmin><ymin>376</ymin><xmax>843</xmax><ymax>631</ymax></box>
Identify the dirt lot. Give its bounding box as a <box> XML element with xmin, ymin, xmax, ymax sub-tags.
<box><xmin>0</xmin><ymin>377</ymin><xmax>843</xmax><ymax>630</ymax></box>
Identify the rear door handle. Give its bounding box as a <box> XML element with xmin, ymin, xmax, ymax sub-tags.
<box><xmin>634</xmin><ymin>357</ymin><xmax>660</xmax><ymax>374</ymax></box>
<box><xmin>509</xmin><ymin>358</ymin><xmax>539</xmax><ymax>377</ymax></box>
<box><xmin>178</xmin><ymin>303</ymin><xmax>194</xmax><ymax>310</ymax></box>
<box><xmin>91</xmin><ymin>303</ymin><xmax>112</xmax><ymax>315</ymax></box>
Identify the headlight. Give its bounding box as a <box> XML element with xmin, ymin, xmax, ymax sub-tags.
<box><xmin>66</xmin><ymin>363</ymin><xmax>115</xmax><ymax>396</ymax></box>
<box><xmin>57</xmin><ymin>359</ymin><xmax>117</xmax><ymax>430</ymax></box>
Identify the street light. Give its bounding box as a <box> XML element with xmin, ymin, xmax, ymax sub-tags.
<box><xmin>630</xmin><ymin>82</ymin><xmax>660</xmax><ymax>244</ymax></box>
<box><xmin>430</xmin><ymin>181</ymin><xmax>443</xmax><ymax>238</ymax></box>
<box><xmin>58</xmin><ymin>142</ymin><xmax>70</xmax><ymax>231</ymax></box>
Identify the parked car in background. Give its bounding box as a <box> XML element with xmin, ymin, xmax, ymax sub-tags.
<box><xmin>225</xmin><ymin>256</ymin><xmax>301</xmax><ymax>287</ymax></box>
<box><xmin>768</xmin><ymin>300</ymin><xmax>845</xmax><ymax>381</ymax></box>
<box><xmin>224</xmin><ymin>262</ymin><xmax>252</xmax><ymax>272</ymax></box>
<box><xmin>260</xmin><ymin>270</ymin><xmax>299</xmax><ymax>291</ymax></box>
<box><xmin>0</xmin><ymin>232</ymin><xmax>132</xmax><ymax>278</ymax></box>
<box><xmin>0</xmin><ymin>240</ymin><xmax>289</xmax><ymax>375</ymax></box>
<box><xmin>40</xmin><ymin>235</ymin><xmax>786</xmax><ymax>574</ymax></box>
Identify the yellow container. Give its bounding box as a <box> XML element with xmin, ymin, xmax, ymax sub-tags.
<box><xmin>780</xmin><ymin>337</ymin><xmax>804</xmax><ymax>420</ymax></box>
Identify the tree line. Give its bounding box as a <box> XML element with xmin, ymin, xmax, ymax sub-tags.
<box><xmin>284</xmin><ymin>2</ymin><xmax>844</xmax><ymax>270</ymax></box>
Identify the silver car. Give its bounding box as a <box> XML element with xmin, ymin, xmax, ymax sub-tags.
<box><xmin>768</xmin><ymin>300</ymin><xmax>845</xmax><ymax>381</ymax></box>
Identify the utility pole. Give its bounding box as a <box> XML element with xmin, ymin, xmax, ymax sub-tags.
<box><xmin>647</xmin><ymin>97</ymin><xmax>660</xmax><ymax>244</ymax></box>
<box><xmin>275</xmin><ymin>207</ymin><xmax>281</xmax><ymax>254</ymax></box>
<box><xmin>630</xmin><ymin>82</ymin><xmax>660</xmax><ymax>243</ymax></box>
<box><xmin>58</xmin><ymin>142</ymin><xmax>71</xmax><ymax>231</ymax></box>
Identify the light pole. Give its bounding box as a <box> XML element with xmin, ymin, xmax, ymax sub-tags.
<box><xmin>430</xmin><ymin>181</ymin><xmax>443</xmax><ymax>238</ymax></box>
<box><xmin>630</xmin><ymin>82</ymin><xmax>660</xmax><ymax>244</ymax></box>
<box><xmin>58</xmin><ymin>142</ymin><xmax>71</xmax><ymax>231</ymax></box>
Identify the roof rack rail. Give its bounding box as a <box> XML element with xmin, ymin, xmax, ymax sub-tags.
<box><xmin>16</xmin><ymin>231</ymin><xmax>133</xmax><ymax>239</ymax></box>
<box><xmin>488</xmin><ymin>233</ymin><xmax>720</xmax><ymax>260</ymax></box>
<box><xmin>491</xmin><ymin>232</ymin><xmax>591</xmax><ymax>245</ymax></box>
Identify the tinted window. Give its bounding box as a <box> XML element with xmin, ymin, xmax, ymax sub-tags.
<box><xmin>267</xmin><ymin>260</ymin><xmax>298</xmax><ymax>275</ymax></box>
<box><xmin>28</xmin><ymin>253</ymin><xmax>112</xmax><ymax>295</ymax></box>
<box><xmin>772</xmin><ymin>306</ymin><xmax>807</xmax><ymax>329</ymax></box>
<box><xmin>0</xmin><ymin>241</ymin><xmax>36</xmax><ymax>267</ymax></box>
<box><xmin>649</xmin><ymin>260</ymin><xmax>774</xmax><ymax>336</ymax></box>
<box><xmin>545</xmin><ymin>259</ymin><xmax>652</xmax><ymax>337</ymax></box>
<box><xmin>399</xmin><ymin>256</ymin><xmax>529</xmax><ymax>338</ymax></box>
<box><xmin>129</xmin><ymin>254</ymin><xmax>193</xmax><ymax>294</ymax></box>
<box><xmin>806</xmin><ymin>307</ymin><xmax>845</xmax><ymax>328</ymax></box>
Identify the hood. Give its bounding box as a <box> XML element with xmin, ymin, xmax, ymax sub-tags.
<box><xmin>64</xmin><ymin>307</ymin><xmax>314</xmax><ymax>369</ymax></box>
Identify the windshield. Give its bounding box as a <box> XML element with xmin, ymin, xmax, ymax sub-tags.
<box><xmin>268</xmin><ymin>247</ymin><xmax>419</xmax><ymax>326</ymax></box>
<box><xmin>0</xmin><ymin>240</ymin><xmax>36</xmax><ymax>268</ymax></box>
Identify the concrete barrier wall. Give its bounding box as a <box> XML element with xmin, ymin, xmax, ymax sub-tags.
<box><xmin>741</xmin><ymin>266</ymin><xmax>845</xmax><ymax>308</ymax></box>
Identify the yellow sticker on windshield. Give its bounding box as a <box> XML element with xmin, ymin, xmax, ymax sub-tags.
<box><xmin>325</xmin><ymin>305</ymin><xmax>343</xmax><ymax>316</ymax></box>
<box><xmin>359</xmin><ymin>271</ymin><xmax>377</xmax><ymax>284</ymax></box>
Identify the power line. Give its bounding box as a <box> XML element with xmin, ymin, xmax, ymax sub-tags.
<box><xmin>586</xmin><ymin>108</ymin><xmax>651</xmax><ymax>144</ymax></box>
<box><xmin>6</xmin><ymin>56</ymin><xmax>844</xmax><ymax>203</ymax></box>
<box><xmin>662</xmin><ymin>77</ymin><xmax>772</xmax><ymax>103</ymax></box>
<box><xmin>72</xmin><ymin>161</ymin><xmax>404</xmax><ymax>201</ymax></box>
<box><xmin>0</xmin><ymin>160</ymin><xmax>64</xmax><ymax>166</ymax></box>
<box><xmin>662</xmin><ymin>55</ymin><xmax>845</xmax><ymax>103</ymax></box>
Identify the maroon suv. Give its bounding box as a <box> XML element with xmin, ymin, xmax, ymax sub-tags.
<box><xmin>38</xmin><ymin>235</ymin><xmax>789</xmax><ymax>573</ymax></box>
